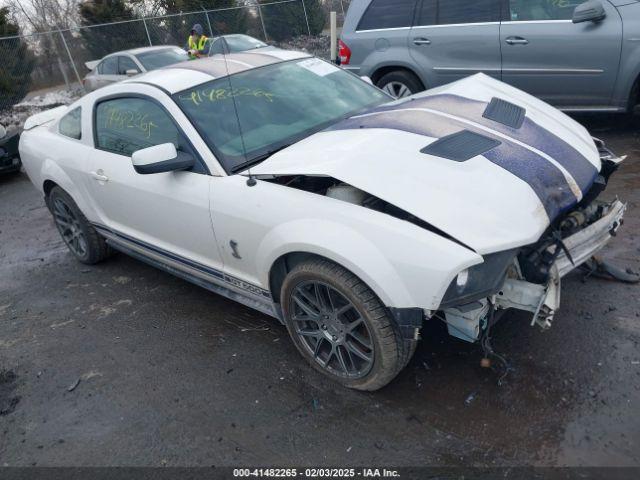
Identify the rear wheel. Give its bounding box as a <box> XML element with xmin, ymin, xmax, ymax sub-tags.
<box><xmin>49</xmin><ymin>186</ymin><xmax>111</xmax><ymax>264</ymax></box>
<box><xmin>281</xmin><ymin>258</ymin><xmax>415</xmax><ymax>391</ymax></box>
<box><xmin>376</xmin><ymin>70</ymin><xmax>424</xmax><ymax>98</ymax></box>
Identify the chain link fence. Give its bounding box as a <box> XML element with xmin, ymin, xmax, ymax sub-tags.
<box><xmin>0</xmin><ymin>0</ymin><xmax>351</xmax><ymax>115</ymax></box>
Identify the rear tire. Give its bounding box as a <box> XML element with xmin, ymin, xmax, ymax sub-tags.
<box><xmin>376</xmin><ymin>70</ymin><xmax>424</xmax><ymax>98</ymax></box>
<box><xmin>49</xmin><ymin>186</ymin><xmax>112</xmax><ymax>265</ymax></box>
<box><xmin>281</xmin><ymin>258</ymin><xmax>415</xmax><ymax>391</ymax></box>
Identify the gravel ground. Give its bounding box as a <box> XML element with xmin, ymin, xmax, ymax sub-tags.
<box><xmin>0</xmin><ymin>115</ymin><xmax>639</xmax><ymax>468</ymax></box>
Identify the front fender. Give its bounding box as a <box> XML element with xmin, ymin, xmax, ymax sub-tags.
<box><xmin>211</xmin><ymin>176</ymin><xmax>482</xmax><ymax>311</ymax></box>
<box><xmin>256</xmin><ymin>218</ymin><xmax>413</xmax><ymax>307</ymax></box>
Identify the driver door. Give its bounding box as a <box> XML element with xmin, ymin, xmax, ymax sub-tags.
<box><xmin>500</xmin><ymin>0</ymin><xmax>623</xmax><ymax>108</ymax></box>
<box><xmin>86</xmin><ymin>94</ymin><xmax>224</xmax><ymax>272</ymax></box>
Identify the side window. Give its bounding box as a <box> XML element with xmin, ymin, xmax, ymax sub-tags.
<box><xmin>101</xmin><ymin>56</ymin><xmax>118</xmax><ymax>75</ymax></box>
<box><xmin>509</xmin><ymin>0</ymin><xmax>581</xmax><ymax>21</ymax></box>
<box><xmin>357</xmin><ymin>0</ymin><xmax>417</xmax><ymax>31</ymax></box>
<box><xmin>118</xmin><ymin>56</ymin><xmax>140</xmax><ymax>75</ymax></box>
<box><xmin>59</xmin><ymin>107</ymin><xmax>82</xmax><ymax>140</ymax></box>
<box><xmin>95</xmin><ymin>97</ymin><xmax>183</xmax><ymax>157</ymax></box>
<box><xmin>418</xmin><ymin>0</ymin><xmax>501</xmax><ymax>26</ymax></box>
<box><xmin>95</xmin><ymin>97</ymin><xmax>206</xmax><ymax>174</ymax></box>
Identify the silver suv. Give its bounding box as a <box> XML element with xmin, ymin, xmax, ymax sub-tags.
<box><xmin>340</xmin><ymin>0</ymin><xmax>640</xmax><ymax>112</ymax></box>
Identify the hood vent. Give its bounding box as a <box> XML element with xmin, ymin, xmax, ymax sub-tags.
<box><xmin>483</xmin><ymin>97</ymin><xmax>526</xmax><ymax>129</ymax></box>
<box><xmin>420</xmin><ymin>130</ymin><xmax>501</xmax><ymax>162</ymax></box>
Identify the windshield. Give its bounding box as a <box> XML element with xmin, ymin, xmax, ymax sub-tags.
<box><xmin>136</xmin><ymin>48</ymin><xmax>189</xmax><ymax>71</ymax></box>
<box><xmin>174</xmin><ymin>58</ymin><xmax>390</xmax><ymax>173</ymax></box>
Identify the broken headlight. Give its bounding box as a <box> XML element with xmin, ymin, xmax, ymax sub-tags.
<box><xmin>439</xmin><ymin>249</ymin><xmax>518</xmax><ymax>308</ymax></box>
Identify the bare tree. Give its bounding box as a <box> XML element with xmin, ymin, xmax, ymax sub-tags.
<box><xmin>8</xmin><ymin>0</ymin><xmax>80</xmax><ymax>32</ymax></box>
<box><xmin>6</xmin><ymin>0</ymin><xmax>82</xmax><ymax>89</ymax></box>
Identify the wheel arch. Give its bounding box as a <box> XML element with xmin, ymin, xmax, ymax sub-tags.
<box><xmin>43</xmin><ymin>179</ymin><xmax>59</xmax><ymax>210</ymax></box>
<box><xmin>370</xmin><ymin>65</ymin><xmax>425</xmax><ymax>89</ymax></box>
<box><xmin>43</xmin><ymin>179</ymin><xmax>58</xmax><ymax>195</ymax></box>
<box><xmin>269</xmin><ymin>251</ymin><xmax>341</xmax><ymax>305</ymax></box>
<box><xmin>265</xmin><ymin>244</ymin><xmax>412</xmax><ymax>311</ymax></box>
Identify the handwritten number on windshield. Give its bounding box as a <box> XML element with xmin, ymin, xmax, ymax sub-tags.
<box><xmin>179</xmin><ymin>87</ymin><xmax>275</xmax><ymax>106</ymax></box>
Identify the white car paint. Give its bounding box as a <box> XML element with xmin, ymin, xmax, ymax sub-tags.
<box><xmin>18</xmin><ymin>54</ymin><xmax>624</xmax><ymax>348</ymax></box>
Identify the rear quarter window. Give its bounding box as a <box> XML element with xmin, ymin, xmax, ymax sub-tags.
<box><xmin>59</xmin><ymin>107</ymin><xmax>82</xmax><ymax>140</ymax></box>
<box><xmin>357</xmin><ymin>0</ymin><xmax>417</xmax><ymax>30</ymax></box>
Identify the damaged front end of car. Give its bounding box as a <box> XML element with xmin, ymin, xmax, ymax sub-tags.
<box><xmin>441</xmin><ymin>140</ymin><xmax>628</xmax><ymax>343</ymax></box>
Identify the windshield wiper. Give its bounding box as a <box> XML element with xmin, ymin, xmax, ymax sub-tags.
<box><xmin>230</xmin><ymin>144</ymin><xmax>291</xmax><ymax>173</ymax></box>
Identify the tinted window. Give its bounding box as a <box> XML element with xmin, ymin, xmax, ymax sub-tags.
<box><xmin>509</xmin><ymin>0</ymin><xmax>580</xmax><ymax>21</ymax></box>
<box><xmin>358</xmin><ymin>0</ymin><xmax>417</xmax><ymax>30</ymax></box>
<box><xmin>418</xmin><ymin>0</ymin><xmax>501</xmax><ymax>26</ymax></box>
<box><xmin>135</xmin><ymin>48</ymin><xmax>189</xmax><ymax>71</ymax></box>
<box><xmin>100</xmin><ymin>56</ymin><xmax>118</xmax><ymax>75</ymax></box>
<box><xmin>118</xmin><ymin>56</ymin><xmax>140</xmax><ymax>75</ymax></box>
<box><xmin>59</xmin><ymin>107</ymin><xmax>82</xmax><ymax>140</ymax></box>
<box><xmin>95</xmin><ymin>98</ymin><xmax>184</xmax><ymax>157</ymax></box>
<box><xmin>175</xmin><ymin>58</ymin><xmax>390</xmax><ymax>173</ymax></box>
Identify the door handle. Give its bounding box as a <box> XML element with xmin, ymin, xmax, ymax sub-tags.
<box><xmin>413</xmin><ymin>37</ymin><xmax>431</xmax><ymax>45</ymax></box>
<box><xmin>505</xmin><ymin>36</ymin><xmax>529</xmax><ymax>45</ymax></box>
<box><xmin>90</xmin><ymin>170</ymin><xmax>109</xmax><ymax>182</ymax></box>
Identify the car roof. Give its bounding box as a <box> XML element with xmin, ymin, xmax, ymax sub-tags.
<box><xmin>124</xmin><ymin>48</ymin><xmax>311</xmax><ymax>94</ymax></box>
<box><xmin>104</xmin><ymin>45</ymin><xmax>179</xmax><ymax>58</ymax></box>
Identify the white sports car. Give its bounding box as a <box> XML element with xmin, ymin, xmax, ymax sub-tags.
<box><xmin>19</xmin><ymin>50</ymin><xmax>626</xmax><ymax>390</ymax></box>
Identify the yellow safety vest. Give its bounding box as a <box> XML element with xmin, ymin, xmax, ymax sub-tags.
<box><xmin>188</xmin><ymin>35</ymin><xmax>208</xmax><ymax>51</ymax></box>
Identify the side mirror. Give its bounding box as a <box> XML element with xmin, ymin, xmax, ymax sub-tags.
<box><xmin>125</xmin><ymin>69</ymin><xmax>139</xmax><ymax>77</ymax></box>
<box><xmin>573</xmin><ymin>0</ymin><xmax>606</xmax><ymax>23</ymax></box>
<box><xmin>131</xmin><ymin>143</ymin><xmax>195</xmax><ymax>175</ymax></box>
<box><xmin>0</xmin><ymin>124</ymin><xmax>6</xmax><ymax>139</ymax></box>
<box><xmin>361</xmin><ymin>76</ymin><xmax>373</xmax><ymax>85</ymax></box>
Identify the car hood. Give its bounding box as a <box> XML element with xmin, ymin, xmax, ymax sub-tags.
<box><xmin>252</xmin><ymin>74</ymin><xmax>601</xmax><ymax>254</ymax></box>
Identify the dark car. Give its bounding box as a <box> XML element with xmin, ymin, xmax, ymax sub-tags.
<box><xmin>0</xmin><ymin>125</ymin><xmax>21</xmax><ymax>174</ymax></box>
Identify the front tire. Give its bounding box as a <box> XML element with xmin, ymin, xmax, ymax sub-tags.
<box><xmin>281</xmin><ymin>258</ymin><xmax>414</xmax><ymax>391</ymax></box>
<box><xmin>49</xmin><ymin>186</ymin><xmax>111</xmax><ymax>264</ymax></box>
<box><xmin>376</xmin><ymin>70</ymin><xmax>424</xmax><ymax>98</ymax></box>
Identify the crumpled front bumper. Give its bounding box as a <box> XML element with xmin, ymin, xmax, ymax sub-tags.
<box><xmin>443</xmin><ymin>198</ymin><xmax>626</xmax><ymax>341</ymax></box>
<box><xmin>555</xmin><ymin>199</ymin><xmax>625</xmax><ymax>277</ymax></box>
<box><xmin>442</xmin><ymin>137</ymin><xmax>627</xmax><ymax>342</ymax></box>
<box><xmin>496</xmin><ymin>198</ymin><xmax>625</xmax><ymax>330</ymax></box>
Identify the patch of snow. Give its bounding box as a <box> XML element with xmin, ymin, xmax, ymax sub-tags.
<box><xmin>1</xmin><ymin>86</ymin><xmax>83</xmax><ymax>134</ymax></box>
<box><xmin>15</xmin><ymin>89</ymin><xmax>80</xmax><ymax>109</ymax></box>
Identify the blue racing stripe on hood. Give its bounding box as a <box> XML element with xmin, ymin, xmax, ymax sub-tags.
<box><xmin>373</xmin><ymin>94</ymin><xmax>599</xmax><ymax>195</ymax></box>
<box><xmin>329</xmin><ymin>109</ymin><xmax>577</xmax><ymax>221</ymax></box>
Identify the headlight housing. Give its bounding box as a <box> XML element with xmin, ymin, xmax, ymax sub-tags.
<box><xmin>440</xmin><ymin>249</ymin><xmax>518</xmax><ymax>308</ymax></box>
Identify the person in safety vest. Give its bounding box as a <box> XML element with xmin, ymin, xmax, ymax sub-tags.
<box><xmin>186</xmin><ymin>24</ymin><xmax>208</xmax><ymax>59</ymax></box>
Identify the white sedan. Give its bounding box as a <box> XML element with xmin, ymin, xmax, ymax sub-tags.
<box><xmin>19</xmin><ymin>50</ymin><xmax>626</xmax><ymax>390</ymax></box>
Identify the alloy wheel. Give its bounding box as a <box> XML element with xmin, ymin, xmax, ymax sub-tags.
<box><xmin>290</xmin><ymin>281</ymin><xmax>374</xmax><ymax>379</ymax></box>
<box><xmin>382</xmin><ymin>81</ymin><xmax>412</xmax><ymax>98</ymax></box>
<box><xmin>52</xmin><ymin>197</ymin><xmax>88</xmax><ymax>258</ymax></box>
